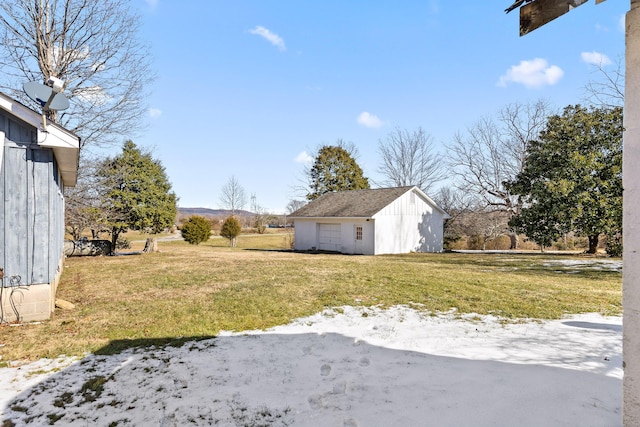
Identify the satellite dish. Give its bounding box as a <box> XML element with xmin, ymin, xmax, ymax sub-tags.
<box><xmin>23</xmin><ymin>81</ymin><xmax>70</xmax><ymax>111</ymax></box>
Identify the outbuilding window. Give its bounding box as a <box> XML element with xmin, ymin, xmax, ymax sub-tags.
<box><xmin>356</xmin><ymin>226</ymin><xmax>363</xmax><ymax>240</ymax></box>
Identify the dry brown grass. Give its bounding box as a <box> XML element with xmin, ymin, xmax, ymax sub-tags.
<box><xmin>0</xmin><ymin>237</ymin><xmax>621</xmax><ymax>362</ymax></box>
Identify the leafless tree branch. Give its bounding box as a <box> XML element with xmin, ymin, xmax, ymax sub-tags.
<box><xmin>583</xmin><ymin>55</ymin><xmax>624</xmax><ymax>108</ymax></box>
<box><xmin>0</xmin><ymin>0</ymin><xmax>154</xmax><ymax>150</ymax></box>
<box><xmin>220</xmin><ymin>176</ymin><xmax>247</xmax><ymax>215</ymax></box>
<box><xmin>377</xmin><ymin>127</ymin><xmax>445</xmax><ymax>193</ymax></box>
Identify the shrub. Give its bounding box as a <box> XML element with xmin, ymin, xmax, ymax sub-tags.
<box><xmin>116</xmin><ymin>238</ymin><xmax>131</xmax><ymax>249</ymax></box>
<box><xmin>606</xmin><ymin>232</ymin><xmax>623</xmax><ymax>257</ymax></box>
<box><xmin>485</xmin><ymin>235</ymin><xmax>511</xmax><ymax>250</ymax></box>
<box><xmin>285</xmin><ymin>229</ymin><xmax>295</xmax><ymax>249</ymax></box>
<box><xmin>181</xmin><ymin>216</ymin><xmax>212</xmax><ymax>245</ymax></box>
<box><xmin>467</xmin><ymin>235</ymin><xmax>483</xmax><ymax>250</ymax></box>
<box><xmin>220</xmin><ymin>216</ymin><xmax>242</xmax><ymax>247</ymax></box>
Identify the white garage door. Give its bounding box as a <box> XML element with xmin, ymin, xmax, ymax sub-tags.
<box><xmin>318</xmin><ymin>223</ymin><xmax>341</xmax><ymax>252</ymax></box>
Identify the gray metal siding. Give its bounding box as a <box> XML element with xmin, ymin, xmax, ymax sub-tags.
<box><xmin>0</xmin><ymin>138</ymin><xmax>4</xmax><ymax>280</ymax></box>
<box><xmin>1</xmin><ymin>129</ymin><xmax>64</xmax><ymax>286</ymax></box>
<box><xmin>30</xmin><ymin>148</ymin><xmax>54</xmax><ymax>284</ymax></box>
<box><xmin>5</xmin><ymin>145</ymin><xmax>29</xmax><ymax>282</ymax></box>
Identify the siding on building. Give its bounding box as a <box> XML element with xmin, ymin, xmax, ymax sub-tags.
<box><xmin>290</xmin><ymin>187</ymin><xmax>446</xmax><ymax>255</ymax></box>
<box><xmin>373</xmin><ymin>189</ymin><xmax>444</xmax><ymax>254</ymax></box>
<box><xmin>0</xmin><ymin>105</ymin><xmax>72</xmax><ymax>322</ymax></box>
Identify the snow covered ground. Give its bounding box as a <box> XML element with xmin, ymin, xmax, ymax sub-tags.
<box><xmin>0</xmin><ymin>306</ymin><xmax>622</xmax><ymax>426</ymax></box>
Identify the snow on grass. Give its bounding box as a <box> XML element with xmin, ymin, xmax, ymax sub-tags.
<box><xmin>0</xmin><ymin>306</ymin><xmax>622</xmax><ymax>426</ymax></box>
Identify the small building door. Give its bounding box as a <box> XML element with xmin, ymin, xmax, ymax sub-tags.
<box><xmin>318</xmin><ymin>223</ymin><xmax>341</xmax><ymax>251</ymax></box>
<box><xmin>354</xmin><ymin>224</ymin><xmax>364</xmax><ymax>254</ymax></box>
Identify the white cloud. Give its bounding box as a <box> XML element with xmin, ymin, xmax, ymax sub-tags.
<box><xmin>581</xmin><ymin>51</ymin><xmax>612</xmax><ymax>66</ymax></box>
<box><xmin>497</xmin><ymin>58</ymin><xmax>564</xmax><ymax>89</ymax></box>
<box><xmin>295</xmin><ymin>151</ymin><xmax>313</xmax><ymax>164</ymax></box>
<box><xmin>357</xmin><ymin>111</ymin><xmax>384</xmax><ymax>128</ymax></box>
<box><xmin>249</xmin><ymin>26</ymin><xmax>286</xmax><ymax>51</ymax></box>
<box><xmin>148</xmin><ymin>108</ymin><xmax>162</xmax><ymax>118</ymax></box>
<box><xmin>619</xmin><ymin>14</ymin><xmax>626</xmax><ymax>32</ymax></box>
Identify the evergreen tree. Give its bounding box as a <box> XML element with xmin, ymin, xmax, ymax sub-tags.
<box><xmin>220</xmin><ymin>216</ymin><xmax>242</xmax><ymax>247</ymax></box>
<box><xmin>181</xmin><ymin>216</ymin><xmax>212</xmax><ymax>245</ymax></box>
<box><xmin>98</xmin><ymin>141</ymin><xmax>178</xmax><ymax>251</ymax></box>
<box><xmin>307</xmin><ymin>145</ymin><xmax>369</xmax><ymax>200</ymax></box>
<box><xmin>507</xmin><ymin>105</ymin><xmax>622</xmax><ymax>253</ymax></box>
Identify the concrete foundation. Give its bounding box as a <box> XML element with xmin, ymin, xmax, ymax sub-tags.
<box><xmin>0</xmin><ymin>256</ymin><xmax>64</xmax><ymax>323</ymax></box>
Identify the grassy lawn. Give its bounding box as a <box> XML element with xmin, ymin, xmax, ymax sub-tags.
<box><xmin>0</xmin><ymin>234</ymin><xmax>621</xmax><ymax>362</ymax></box>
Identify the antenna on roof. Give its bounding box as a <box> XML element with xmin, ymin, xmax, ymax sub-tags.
<box><xmin>23</xmin><ymin>77</ymin><xmax>70</xmax><ymax>131</ymax></box>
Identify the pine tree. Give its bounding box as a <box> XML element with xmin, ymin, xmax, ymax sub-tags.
<box><xmin>307</xmin><ymin>145</ymin><xmax>369</xmax><ymax>200</ymax></box>
<box><xmin>220</xmin><ymin>216</ymin><xmax>242</xmax><ymax>247</ymax></box>
<box><xmin>98</xmin><ymin>141</ymin><xmax>178</xmax><ymax>251</ymax></box>
<box><xmin>181</xmin><ymin>216</ymin><xmax>212</xmax><ymax>245</ymax></box>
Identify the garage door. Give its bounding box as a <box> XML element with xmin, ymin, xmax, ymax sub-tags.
<box><xmin>318</xmin><ymin>223</ymin><xmax>341</xmax><ymax>252</ymax></box>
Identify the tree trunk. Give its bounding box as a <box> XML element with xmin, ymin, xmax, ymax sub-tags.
<box><xmin>509</xmin><ymin>232</ymin><xmax>519</xmax><ymax>250</ymax></box>
<box><xmin>111</xmin><ymin>231</ymin><xmax>119</xmax><ymax>254</ymax></box>
<box><xmin>587</xmin><ymin>235</ymin><xmax>599</xmax><ymax>254</ymax></box>
<box><xmin>143</xmin><ymin>237</ymin><xmax>158</xmax><ymax>253</ymax></box>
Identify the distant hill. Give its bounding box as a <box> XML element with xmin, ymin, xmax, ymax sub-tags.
<box><xmin>178</xmin><ymin>207</ymin><xmax>254</xmax><ymax>218</ymax></box>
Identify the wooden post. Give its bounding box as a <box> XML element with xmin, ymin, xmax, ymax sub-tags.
<box><xmin>624</xmin><ymin>0</ymin><xmax>640</xmax><ymax>424</ymax></box>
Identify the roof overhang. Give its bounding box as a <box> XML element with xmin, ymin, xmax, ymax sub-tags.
<box><xmin>0</xmin><ymin>92</ymin><xmax>80</xmax><ymax>187</ymax></box>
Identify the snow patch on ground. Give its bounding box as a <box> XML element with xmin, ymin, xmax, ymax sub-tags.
<box><xmin>0</xmin><ymin>306</ymin><xmax>622</xmax><ymax>426</ymax></box>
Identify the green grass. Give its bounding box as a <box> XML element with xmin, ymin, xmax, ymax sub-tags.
<box><xmin>0</xmin><ymin>236</ymin><xmax>621</xmax><ymax>361</ymax></box>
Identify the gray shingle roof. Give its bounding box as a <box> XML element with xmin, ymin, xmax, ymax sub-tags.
<box><xmin>289</xmin><ymin>186</ymin><xmax>416</xmax><ymax>218</ymax></box>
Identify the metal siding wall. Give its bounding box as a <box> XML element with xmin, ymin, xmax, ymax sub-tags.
<box><xmin>293</xmin><ymin>220</ymin><xmax>317</xmax><ymax>251</ymax></box>
<box><xmin>8</xmin><ymin>118</ymin><xmax>33</xmax><ymax>143</ymax></box>
<box><xmin>5</xmin><ymin>146</ymin><xmax>29</xmax><ymax>281</ymax></box>
<box><xmin>30</xmin><ymin>149</ymin><xmax>52</xmax><ymax>284</ymax></box>
<box><xmin>50</xmin><ymin>163</ymin><xmax>64</xmax><ymax>282</ymax></box>
<box><xmin>0</xmin><ymin>137</ymin><xmax>5</xmax><ymax>273</ymax></box>
<box><xmin>373</xmin><ymin>190</ymin><xmax>444</xmax><ymax>254</ymax></box>
<box><xmin>2</xmin><ymin>145</ymin><xmax>58</xmax><ymax>286</ymax></box>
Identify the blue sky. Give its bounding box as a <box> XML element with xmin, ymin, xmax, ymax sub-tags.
<box><xmin>131</xmin><ymin>0</ymin><xmax>627</xmax><ymax>213</ymax></box>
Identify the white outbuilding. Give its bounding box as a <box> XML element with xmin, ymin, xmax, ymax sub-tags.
<box><xmin>289</xmin><ymin>186</ymin><xmax>448</xmax><ymax>255</ymax></box>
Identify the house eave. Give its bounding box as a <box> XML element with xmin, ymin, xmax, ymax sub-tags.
<box><xmin>0</xmin><ymin>92</ymin><xmax>80</xmax><ymax>187</ymax></box>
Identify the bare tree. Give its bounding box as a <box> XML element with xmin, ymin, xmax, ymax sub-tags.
<box><xmin>465</xmin><ymin>208</ymin><xmax>510</xmax><ymax>251</ymax></box>
<box><xmin>584</xmin><ymin>55</ymin><xmax>624</xmax><ymax>108</ymax></box>
<box><xmin>0</xmin><ymin>0</ymin><xmax>153</xmax><ymax>150</ymax></box>
<box><xmin>377</xmin><ymin>127</ymin><xmax>445</xmax><ymax>193</ymax></box>
<box><xmin>64</xmin><ymin>156</ymin><xmax>110</xmax><ymax>239</ymax></box>
<box><xmin>447</xmin><ymin>99</ymin><xmax>553</xmax><ymax>249</ymax></box>
<box><xmin>250</xmin><ymin>193</ymin><xmax>267</xmax><ymax>234</ymax></box>
<box><xmin>286</xmin><ymin>199</ymin><xmax>306</xmax><ymax>214</ymax></box>
<box><xmin>219</xmin><ymin>176</ymin><xmax>247</xmax><ymax>215</ymax></box>
<box><xmin>432</xmin><ymin>186</ymin><xmax>477</xmax><ymax>248</ymax></box>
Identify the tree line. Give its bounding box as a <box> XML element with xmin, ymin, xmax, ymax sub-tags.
<box><xmin>0</xmin><ymin>0</ymin><xmax>623</xmax><ymax>255</ymax></box>
<box><xmin>294</xmin><ymin>101</ymin><xmax>622</xmax><ymax>255</ymax></box>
